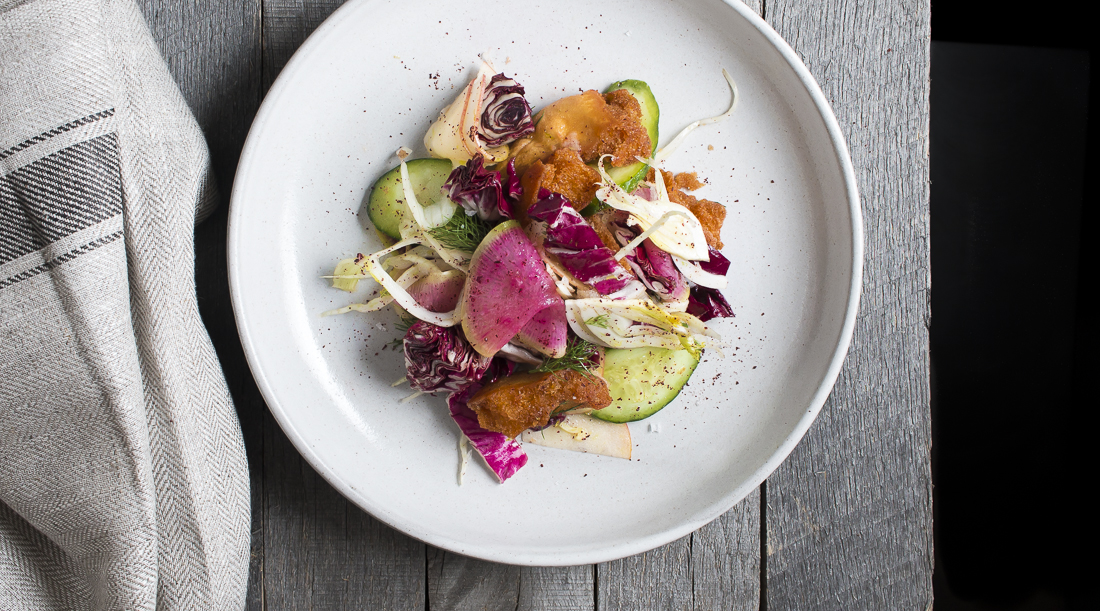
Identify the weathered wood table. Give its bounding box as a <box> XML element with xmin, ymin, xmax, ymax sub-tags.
<box><xmin>156</xmin><ymin>0</ymin><xmax>932</xmax><ymax>607</ymax></box>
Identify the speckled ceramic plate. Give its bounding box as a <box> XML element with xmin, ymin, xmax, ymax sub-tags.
<box><xmin>228</xmin><ymin>0</ymin><xmax>861</xmax><ymax>565</ymax></box>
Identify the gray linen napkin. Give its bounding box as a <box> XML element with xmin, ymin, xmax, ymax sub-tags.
<box><xmin>0</xmin><ymin>0</ymin><xmax>250</xmax><ymax>609</ymax></box>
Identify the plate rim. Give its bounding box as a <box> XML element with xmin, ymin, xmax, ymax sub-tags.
<box><xmin>227</xmin><ymin>0</ymin><xmax>863</xmax><ymax>565</ymax></box>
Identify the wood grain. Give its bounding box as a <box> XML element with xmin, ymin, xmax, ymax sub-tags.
<box><xmin>262</xmin><ymin>0</ymin><xmax>346</xmax><ymax>89</ymax></box>
<box><xmin>263</xmin><ymin>418</ymin><xmax>425</xmax><ymax>610</ymax></box>
<box><xmin>427</xmin><ymin>550</ymin><xmax>521</xmax><ymax>611</ymax></box>
<box><xmin>691</xmin><ymin>492</ymin><xmax>762</xmax><ymax>611</ymax></box>
<box><xmin>762</xmin><ymin>0</ymin><xmax>934</xmax><ymax>609</ymax></box>
<box><xmin>518</xmin><ymin>566</ymin><xmax>595</xmax><ymax>611</ymax></box>
<box><xmin>426</xmin><ymin>552</ymin><xmax>596</xmax><ymax>610</ymax></box>
<box><xmin>598</xmin><ymin>536</ymin><xmax>694</xmax><ymax>610</ymax></box>
<box><xmin>596</xmin><ymin>491</ymin><xmax>760</xmax><ymax>610</ymax></box>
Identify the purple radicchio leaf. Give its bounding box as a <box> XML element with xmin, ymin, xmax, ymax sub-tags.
<box><xmin>479</xmin><ymin>74</ymin><xmax>536</xmax><ymax>147</ymax></box>
<box><xmin>448</xmin><ymin>384</ymin><xmax>528</xmax><ymax>482</ymax></box>
<box><xmin>527</xmin><ymin>189</ymin><xmax>639</xmax><ymax>295</ymax></box>
<box><xmin>443</xmin><ymin>155</ymin><xmax>509</xmax><ymax>222</ymax></box>
<box><xmin>698</xmin><ymin>246</ymin><xmax>731</xmax><ymax>276</ymax></box>
<box><xmin>481</xmin><ymin>356</ymin><xmax>517</xmax><ymax>386</ymax></box>
<box><xmin>404</xmin><ymin>321</ymin><xmax>493</xmax><ymax>393</ymax></box>
<box><xmin>610</xmin><ymin>221</ymin><xmax>689</xmax><ymax>303</ymax></box>
<box><xmin>500</xmin><ymin>158</ymin><xmax>522</xmax><ymax>219</ymax></box>
<box><xmin>687</xmin><ymin>286</ymin><xmax>735</xmax><ymax>322</ymax></box>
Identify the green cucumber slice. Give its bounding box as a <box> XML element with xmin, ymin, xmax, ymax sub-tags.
<box><xmin>592</xmin><ymin>347</ymin><xmax>699</xmax><ymax>423</ymax></box>
<box><xmin>367</xmin><ymin>158</ymin><xmax>453</xmax><ymax>240</ymax></box>
<box><xmin>600</xmin><ymin>80</ymin><xmax>660</xmax><ymax>193</ymax></box>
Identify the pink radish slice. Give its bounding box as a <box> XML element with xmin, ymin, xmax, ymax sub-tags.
<box><xmin>459</xmin><ymin>220</ymin><xmax>561</xmax><ymax>357</ymax></box>
<box><xmin>515</xmin><ymin>300</ymin><xmax>568</xmax><ymax>358</ymax></box>
<box><xmin>407</xmin><ymin>270</ymin><xmax>465</xmax><ymax>313</ymax></box>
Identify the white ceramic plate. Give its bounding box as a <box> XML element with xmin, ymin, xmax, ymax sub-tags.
<box><xmin>229</xmin><ymin>0</ymin><xmax>861</xmax><ymax>565</ymax></box>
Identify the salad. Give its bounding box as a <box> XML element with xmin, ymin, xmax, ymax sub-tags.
<box><xmin>326</xmin><ymin>58</ymin><xmax>738</xmax><ymax>483</ymax></box>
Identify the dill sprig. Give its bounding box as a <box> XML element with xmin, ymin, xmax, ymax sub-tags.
<box><xmin>395</xmin><ymin>317</ymin><xmax>412</xmax><ymax>334</ymax></box>
<box><xmin>532</xmin><ymin>336</ymin><xmax>600</xmax><ymax>376</ymax></box>
<box><xmin>429</xmin><ymin>212</ymin><xmax>493</xmax><ymax>252</ymax></box>
<box><xmin>386</xmin><ymin>317</ymin><xmax>413</xmax><ymax>351</ymax></box>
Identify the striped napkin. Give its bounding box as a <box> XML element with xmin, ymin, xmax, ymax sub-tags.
<box><xmin>1</xmin><ymin>0</ymin><xmax>250</xmax><ymax>609</ymax></box>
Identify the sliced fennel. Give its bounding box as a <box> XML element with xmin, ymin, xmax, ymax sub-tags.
<box><xmin>613</xmin><ymin>209</ymin><xmax>691</xmax><ymax>261</ymax></box>
<box><xmin>365</xmin><ymin>238</ymin><xmax>460</xmax><ymax>327</ymax></box>
<box><xmin>673</xmin><ymin>255</ymin><xmax>729</xmax><ymax>289</ymax></box>
<box><xmin>327</xmin><ymin>155</ymin><xmax>470</xmax><ymax>327</ymax></box>
<box><xmin>326</xmin><ymin>254</ymin><xmax>371</xmax><ymax>292</ymax></box>
<box><xmin>564</xmin><ymin>297</ymin><xmax>718</xmax><ymax>358</ymax></box>
<box><xmin>595</xmin><ymin>157</ymin><xmax>710</xmax><ymax>261</ymax></box>
<box><xmin>423</xmin><ymin>59</ymin><xmax>511</xmax><ymax>167</ymax></box>
<box><xmin>652</xmin><ymin>68</ymin><xmax>739</xmax><ymax>164</ymax></box>
<box><xmin>397</xmin><ymin>158</ymin><xmax>471</xmax><ymax>271</ymax></box>
<box><xmin>322</xmin><ymin>248</ymin><xmax>453</xmax><ymax>317</ymax></box>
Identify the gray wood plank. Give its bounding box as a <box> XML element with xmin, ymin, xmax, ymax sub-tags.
<box><xmin>262</xmin><ymin>416</ymin><xmax>351</xmax><ymax>609</ymax></box>
<box><xmin>150</xmin><ymin>0</ymin><xmax>931</xmax><ymax>606</ymax></box>
<box><xmin>262</xmin><ymin>0</ymin><xmax>347</xmax><ymax>89</ymax></box>
<box><xmin>426</xmin><ymin>551</ymin><xmax>594</xmax><ymax>611</ymax></box>
<box><xmin>595</xmin><ymin>3</ymin><xmax>766</xmax><ymax>608</ymax></box>
<box><xmin>762</xmin><ymin>1</ymin><xmax>933</xmax><ymax>609</ymax></box>
<box><xmin>598</xmin><ymin>535</ymin><xmax>693</xmax><ymax>610</ymax></box>
<box><xmin>255</xmin><ymin>6</ymin><xmax>592</xmax><ymax>610</ymax></box>
<box><xmin>691</xmin><ymin>490</ymin><xmax>762</xmax><ymax>611</ymax></box>
<box><xmin>519</xmin><ymin>566</ymin><xmax>595</xmax><ymax>611</ymax></box>
<box><xmin>264</xmin><ymin>417</ymin><xmax>427</xmax><ymax>610</ymax></box>
<box><xmin>427</xmin><ymin>549</ymin><xmax>520</xmax><ymax>611</ymax></box>
<box><xmin>134</xmin><ymin>0</ymin><xmax>266</xmax><ymax>608</ymax></box>
<box><xmin>741</xmin><ymin>0</ymin><xmax>763</xmax><ymax>16</ymax></box>
<box><xmin>344</xmin><ymin>507</ymin><xmax>428</xmax><ymax>609</ymax></box>
<box><xmin>597</xmin><ymin>492</ymin><xmax>760</xmax><ymax>611</ymax></box>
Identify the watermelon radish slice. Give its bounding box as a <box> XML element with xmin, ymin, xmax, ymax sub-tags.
<box><xmin>459</xmin><ymin>220</ymin><xmax>561</xmax><ymax>357</ymax></box>
<box><xmin>515</xmin><ymin>300</ymin><xmax>568</xmax><ymax>358</ymax></box>
<box><xmin>407</xmin><ymin>270</ymin><xmax>464</xmax><ymax>313</ymax></box>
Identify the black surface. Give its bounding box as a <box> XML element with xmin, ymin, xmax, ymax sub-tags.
<box><xmin>930</xmin><ymin>8</ymin><xmax>1096</xmax><ymax>609</ymax></box>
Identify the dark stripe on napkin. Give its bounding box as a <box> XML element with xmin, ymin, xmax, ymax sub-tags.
<box><xmin>0</xmin><ymin>132</ymin><xmax>123</xmax><ymax>266</ymax></box>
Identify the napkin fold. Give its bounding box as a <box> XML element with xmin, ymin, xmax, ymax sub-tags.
<box><xmin>1</xmin><ymin>0</ymin><xmax>250</xmax><ymax>609</ymax></box>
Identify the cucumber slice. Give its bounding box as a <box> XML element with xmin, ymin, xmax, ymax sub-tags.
<box><xmin>367</xmin><ymin>158</ymin><xmax>453</xmax><ymax>240</ymax></box>
<box><xmin>592</xmin><ymin>347</ymin><xmax>699</xmax><ymax>423</ymax></box>
<box><xmin>599</xmin><ymin>80</ymin><xmax>659</xmax><ymax>193</ymax></box>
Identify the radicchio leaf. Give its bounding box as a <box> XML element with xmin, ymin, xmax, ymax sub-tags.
<box><xmin>479</xmin><ymin>74</ymin><xmax>535</xmax><ymax>147</ymax></box>
<box><xmin>687</xmin><ymin>286</ymin><xmax>734</xmax><ymax>322</ymax></box>
<box><xmin>501</xmin><ymin>158</ymin><xmax>522</xmax><ymax>218</ymax></box>
<box><xmin>443</xmin><ymin>155</ymin><xmax>508</xmax><ymax>222</ymax></box>
<box><xmin>482</xmin><ymin>357</ymin><xmax>517</xmax><ymax>386</ymax></box>
<box><xmin>610</xmin><ymin>222</ymin><xmax>689</xmax><ymax>303</ymax></box>
<box><xmin>404</xmin><ymin>321</ymin><xmax>492</xmax><ymax>393</ymax></box>
<box><xmin>698</xmin><ymin>246</ymin><xmax>731</xmax><ymax>276</ymax></box>
<box><xmin>527</xmin><ymin>189</ymin><xmax>640</xmax><ymax>295</ymax></box>
<box><xmin>448</xmin><ymin>384</ymin><xmax>528</xmax><ymax>482</ymax></box>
